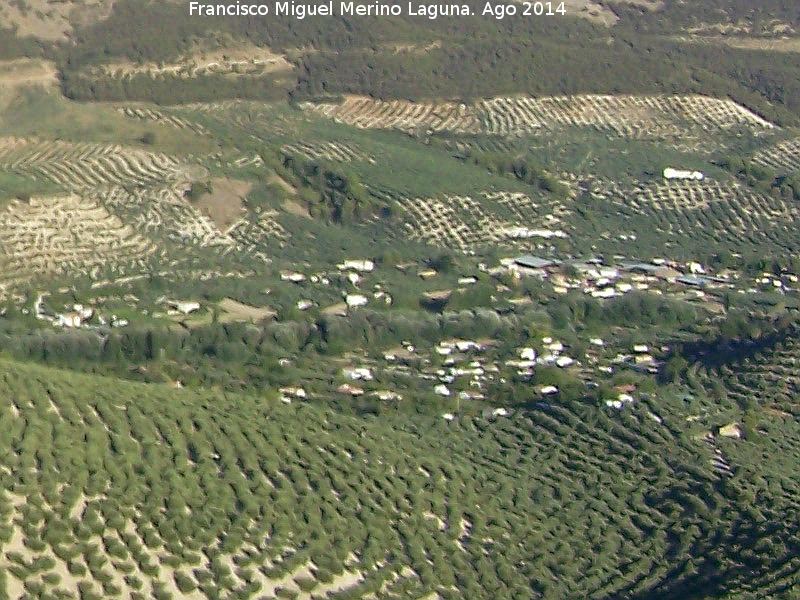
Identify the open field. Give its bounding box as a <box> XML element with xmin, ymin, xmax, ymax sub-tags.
<box><xmin>217</xmin><ymin>297</ymin><xmax>276</xmax><ymax>322</ymax></box>
<box><xmin>98</xmin><ymin>44</ymin><xmax>294</xmax><ymax>80</ymax></box>
<box><xmin>751</xmin><ymin>137</ymin><xmax>800</xmax><ymax>175</ymax></box>
<box><xmin>0</xmin><ymin>137</ymin><xmax>192</xmax><ymax>192</ymax></box>
<box><xmin>191</xmin><ymin>178</ymin><xmax>251</xmax><ymax>231</ymax></box>
<box><xmin>397</xmin><ymin>191</ymin><xmax>570</xmax><ymax>253</ymax></box>
<box><xmin>674</xmin><ymin>35</ymin><xmax>800</xmax><ymax>53</ymax></box>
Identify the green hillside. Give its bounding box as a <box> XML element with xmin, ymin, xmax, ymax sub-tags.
<box><xmin>0</xmin><ymin>358</ymin><xmax>798</xmax><ymax>600</ymax></box>
<box><xmin>2</xmin><ymin>1</ymin><xmax>800</xmax><ymax>598</ymax></box>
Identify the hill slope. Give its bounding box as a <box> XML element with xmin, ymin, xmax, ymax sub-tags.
<box><xmin>0</xmin><ymin>359</ymin><xmax>798</xmax><ymax>599</ymax></box>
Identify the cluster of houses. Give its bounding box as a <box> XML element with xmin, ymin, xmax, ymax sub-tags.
<box><xmin>280</xmin><ymin>258</ymin><xmax>394</xmax><ymax>315</ymax></box>
<box><xmin>33</xmin><ymin>293</ymin><xmax>130</xmax><ymax>329</ymax></box>
<box><xmin>498</xmin><ymin>254</ymin><xmax>744</xmax><ymax>303</ymax></box>
<box><xmin>306</xmin><ymin>327</ymin><xmax>667</xmax><ymax>418</ymax></box>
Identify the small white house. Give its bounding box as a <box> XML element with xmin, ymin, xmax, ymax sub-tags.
<box><xmin>168</xmin><ymin>300</ymin><xmax>200</xmax><ymax>315</ymax></box>
<box><xmin>280</xmin><ymin>271</ymin><xmax>306</xmax><ymax>283</ymax></box>
<box><xmin>296</xmin><ymin>299</ymin><xmax>314</xmax><ymax>311</ymax></box>
<box><xmin>663</xmin><ymin>167</ymin><xmax>704</xmax><ymax>181</ymax></box>
<box><xmin>345</xmin><ymin>294</ymin><xmax>368</xmax><ymax>308</ymax></box>
<box><xmin>338</xmin><ymin>259</ymin><xmax>374</xmax><ymax>272</ymax></box>
<box><xmin>56</xmin><ymin>313</ymin><xmax>82</xmax><ymax>328</ymax></box>
<box><xmin>342</xmin><ymin>367</ymin><xmax>373</xmax><ymax>381</ymax></box>
<box><xmin>555</xmin><ymin>356</ymin><xmax>574</xmax><ymax>368</ymax></box>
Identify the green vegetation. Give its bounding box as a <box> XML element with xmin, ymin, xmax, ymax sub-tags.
<box><xmin>721</xmin><ymin>154</ymin><xmax>800</xmax><ymax>201</ymax></box>
<box><xmin>0</xmin><ymin>357</ymin><xmax>797</xmax><ymax>599</ymax></box>
<box><xmin>460</xmin><ymin>149</ymin><xmax>570</xmax><ymax>199</ymax></box>
<box><xmin>1</xmin><ymin>2</ymin><xmax>800</xmax><ymax>598</ymax></box>
<box><xmin>29</xmin><ymin>0</ymin><xmax>799</xmax><ymax>127</ymax></box>
<box><xmin>280</xmin><ymin>153</ymin><xmax>382</xmax><ymax>222</ymax></box>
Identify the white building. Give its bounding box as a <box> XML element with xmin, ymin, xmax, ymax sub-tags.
<box><xmin>663</xmin><ymin>167</ymin><xmax>704</xmax><ymax>181</ymax></box>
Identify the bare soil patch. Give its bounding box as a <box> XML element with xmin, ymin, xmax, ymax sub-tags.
<box><xmin>282</xmin><ymin>198</ymin><xmax>310</xmax><ymax>218</ymax></box>
<box><xmin>99</xmin><ymin>43</ymin><xmax>294</xmax><ymax>79</ymax></box>
<box><xmin>218</xmin><ymin>297</ymin><xmax>276</xmax><ymax>322</ymax></box>
<box><xmin>516</xmin><ymin>0</ymin><xmax>662</xmax><ymax>27</ymax></box>
<box><xmin>676</xmin><ymin>34</ymin><xmax>800</xmax><ymax>53</ymax></box>
<box><xmin>564</xmin><ymin>0</ymin><xmax>618</xmax><ymax>26</ymax></box>
<box><xmin>0</xmin><ymin>59</ymin><xmax>58</xmax><ymax>112</ymax></box>
<box><xmin>193</xmin><ymin>177</ymin><xmax>251</xmax><ymax>230</ymax></box>
<box><xmin>269</xmin><ymin>172</ymin><xmax>297</xmax><ymax>194</ymax></box>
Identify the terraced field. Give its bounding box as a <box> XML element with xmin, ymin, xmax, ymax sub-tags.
<box><xmin>93</xmin><ymin>185</ymin><xmax>234</xmax><ymax>251</ymax></box>
<box><xmin>302</xmin><ymin>94</ymin><xmax>775</xmax><ymax>139</ymax></box>
<box><xmin>704</xmin><ymin>325</ymin><xmax>800</xmax><ymax>417</ymax></box>
<box><xmin>0</xmin><ymin>138</ymin><xmax>191</xmax><ymax>192</ymax></box>
<box><xmin>281</xmin><ymin>141</ymin><xmax>375</xmax><ymax>164</ymax></box>
<box><xmin>597</xmin><ymin>178</ymin><xmax>800</xmax><ymax>253</ymax></box>
<box><xmin>118</xmin><ymin>107</ymin><xmax>209</xmax><ymax>136</ymax></box>
<box><xmin>751</xmin><ymin>137</ymin><xmax>800</xmax><ymax>175</ymax></box>
<box><xmin>0</xmin><ymin>134</ymin><xmax>280</xmax><ymax>291</ymax></box>
<box><xmin>0</xmin><ymin>195</ymin><xmax>156</xmax><ymax>291</ymax></box>
<box><xmin>395</xmin><ymin>191</ymin><xmax>571</xmax><ymax>253</ymax></box>
<box><xmin>1</xmin><ymin>358</ymin><xmax>798</xmax><ymax>600</ymax></box>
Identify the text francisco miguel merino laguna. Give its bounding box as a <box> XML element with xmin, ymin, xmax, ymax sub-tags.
<box><xmin>189</xmin><ymin>0</ymin><xmax>479</xmax><ymax>19</ymax></box>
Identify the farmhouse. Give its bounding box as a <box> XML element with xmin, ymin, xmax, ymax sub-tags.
<box><xmin>168</xmin><ymin>300</ymin><xmax>201</xmax><ymax>314</ymax></box>
<box><xmin>338</xmin><ymin>259</ymin><xmax>374</xmax><ymax>272</ymax></box>
<box><xmin>663</xmin><ymin>167</ymin><xmax>704</xmax><ymax>181</ymax></box>
<box><xmin>514</xmin><ymin>255</ymin><xmax>555</xmax><ymax>269</ymax></box>
<box><xmin>371</xmin><ymin>390</ymin><xmax>402</xmax><ymax>401</ymax></box>
<box><xmin>342</xmin><ymin>366</ymin><xmax>373</xmax><ymax>380</ymax></box>
<box><xmin>280</xmin><ymin>271</ymin><xmax>306</xmax><ymax>282</ymax></box>
<box><xmin>619</xmin><ymin>261</ymin><xmax>681</xmax><ymax>280</ymax></box>
<box><xmin>676</xmin><ymin>275</ymin><xmax>712</xmax><ymax>287</ymax></box>
<box><xmin>337</xmin><ymin>383</ymin><xmax>364</xmax><ymax>396</ymax></box>
<box><xmin>508</xmin><ymin>255</ymin><xmax>557</xmax><ymax>278</ymax></box>
<box><xmin>345</xmin><ymin>294</ymin><xmax>368</xmax><ymax>308</ymax></box>
<box><xmin>56</xmin><ymin>312</ymin><xmax>83</xmax><ymax>328</ymax></box>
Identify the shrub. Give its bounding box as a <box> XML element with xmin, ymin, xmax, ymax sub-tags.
<box><xmin>295</xmin><ymin>576</ymin><xmax>318</xmax><ymax>592</ymax></box>
<box><xmin>67</xmin><ymin>560</ymin><xmax>87</xmax><ymax>576</ymax></box>
<box><xmin>174</xmin><ymin>571</ymin><xmax>197</xmax><ymax>594</ymax></box>
<box><xmin>124</xmin><ymin>575</ymin><xmax>143</xmax><ymax>590</ymax></box>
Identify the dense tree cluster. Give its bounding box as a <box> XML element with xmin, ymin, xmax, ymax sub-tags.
<box><xmin>721</xmin><ymin>155</ymin><xmax>800</xmax><ymax>202</ymax></box>
<box><xmin>461</xmin><ymin>150</ymin><xmax>570</xmax><ymax>199</ymax></box>
<box><xmin>280</xmin><ymin>154</ymin><xmax>383</xmax><ymax>223</ymax></box>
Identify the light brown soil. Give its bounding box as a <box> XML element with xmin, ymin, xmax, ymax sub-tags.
<box><xmin>556</xmin><ymin>0</ymin><xmax>619</xmax><ymax>26</ymax></box>
<box><xmin>512</xmin><ymin>0</ymin><xmax>662</xmax><ymax>27</ymax></box>
<box><xmin>218</xmin><ymin>297</ymin><xmax>276</xmax><ymax>322</ymax></box>
<box><xmin>268</xmin><ymin>173</ymin><xmax>297</xmax><ymax>195</ymax></box>
<box><xmin>0</xmin><ymin>59</ymin><xmax>58</xmax><ymax>111</ymax></box>
<box><xmin>282</xmin><ymin>198</ymin><xmax>310</xmax><ymax>218</ymax></box>
<box><xmin>193</xmin><ymin>178</ymin><xmax>251</xmax><ymax>230</ymax></box>
<box><xmin>676</xmin><ymin>34</ymin><xmax>800</xmax><ymax>53</ymax></box>
<box><xmin>322</xmin><ymin>302</ymin><xmax>348</xmax><ymax>316</ymax></box>
<box><xmin>100</xmin><ymin>44</ymin><xmax>294</xmax><ymax>79</ymax></box>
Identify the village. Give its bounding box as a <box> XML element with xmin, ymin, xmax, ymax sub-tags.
<box><xmin>21</xmin><ymin>245</ymin><xmax>789</xmax><ymax>422</ymax></box>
